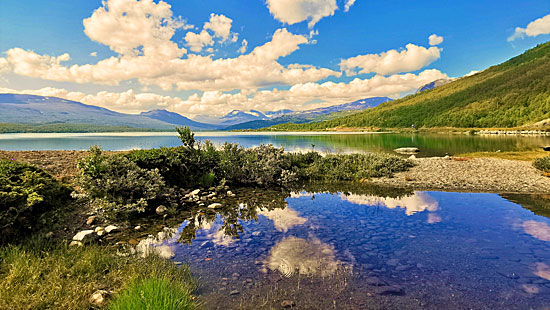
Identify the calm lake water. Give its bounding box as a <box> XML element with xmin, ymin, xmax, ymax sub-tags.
<box><xmin>141</xmin><ymin>187</ymin><xmax>550</xmax><ymax>310</ymax></box>
<box><xmin>0</xmin><ymin>131</ymin><xmax>549</xmax><ymax>156</ymax></box>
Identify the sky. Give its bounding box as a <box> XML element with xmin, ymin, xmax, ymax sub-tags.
<box><xmin>0</xmin><ymin>0</ymin><xmax>549</xmax><ymax>118</ymax></box>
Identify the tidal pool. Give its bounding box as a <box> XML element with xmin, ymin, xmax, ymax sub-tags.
<box><xmin>141</xmin><ymin>188</ymin><xmax>550</xmax><ymax>309</ymax></box>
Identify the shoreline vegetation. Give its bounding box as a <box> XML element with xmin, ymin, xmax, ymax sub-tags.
<box><xmin>0</xmin><ymin>127</ymin><xmax>413</xmax><ymax>309</ymax></box>
<box><xmin>1</xmin><ymin>127</ymin><xmax>549</xmax><ymax>309</ymax></box>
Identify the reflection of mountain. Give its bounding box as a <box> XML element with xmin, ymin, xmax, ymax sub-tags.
<box><xmin>257</xmin><ymin>207</ymin><xmax>307</xmax><ymax>232</ymax></box>
<box><xmin>501</xmin><ymin>194</ymin><xmax>550</xmax><ymax>218</ymax></box>
<box><xmin>522</xmin><ymin>220</ymin><xmax>550</xmax><ymax>241</ymax></box>
<box><xmin>265</xmin><ymin>236</ymin><xmax>343</xmax><ymax>277</ymax></box>
<box><xmin>338</xmin><ymin>191</ymin><xmax>438</xmax><ymax>215</ymax></box>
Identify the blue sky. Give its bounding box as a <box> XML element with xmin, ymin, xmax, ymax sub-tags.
<box><xmin>0</xmin><ymin>0</ymin><xmax>549</xmax><ymax>117</ymax></box>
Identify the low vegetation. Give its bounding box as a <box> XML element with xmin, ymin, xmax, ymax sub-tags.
<box><xmin>77</xmin><ymin>127</ymin><xmax>412</xmax><ymax>219</ymax></box>
<box><xmin>0</xmin><ymin>238</ymin><xmax>196</xmax><ymax>310</ymax></box>
<box><xmin>0</xmin><ymin>122</ymin><xmax>160</xmax><ymax>133</ymax></box>
<box><xmin>534</xmin><ymin>156</ymin><xmax>550</xmax><ymax>173</ymax></box>
<box><xmin>0</xmin><ymin>159</ymin><xmax>72</xmax><ymax>243</ymax></box>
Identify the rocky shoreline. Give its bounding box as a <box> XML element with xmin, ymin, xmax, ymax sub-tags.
<box><xmin>369</xmin><ymin>157</ymin><xmax>550</xmax><ymax>194</ymax></box>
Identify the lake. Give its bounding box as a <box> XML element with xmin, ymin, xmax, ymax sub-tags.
<box><xmin>0</xmin><ymin>131</ymin><xmax>549</xmax><ymax>157</ymax></box>
<box><xmin>137</xmin><ymin>186</ymin><xmax>550</xmax><ymax>309</ymax></box>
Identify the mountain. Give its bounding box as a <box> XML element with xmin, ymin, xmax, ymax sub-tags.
<box><xmin>219</xmin><ymin>110</ymin><xmax>268</xmax><ymax>125</ymax></box>
<box><xmin>222</xmin><ymin>97</ymin><xmax>391</xmax><ymax>130</ymax></box>
<box><xmin>140</xmin><ymin>109</ymin><xmax>218</xmax><ymax>130</ymax></box>
<box><xmin>416</xmin><ymin>78</ymin><xmax>456</xmax><ymax>93</ymax></box>
<box><xmin>0</xmin><ymin>94</ymin><xmax>195</xmax><ymax>131</ymax></box>
<box><xmin>275</xmin><ymin>42</ymin><xmax>550</xmax><ymax>130</ymax></box>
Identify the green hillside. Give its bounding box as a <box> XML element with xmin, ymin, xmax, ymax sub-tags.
<box><xmin>272</xmin><ymin>42</ymin><xmax>550</xmax><ymax>130</ymax></box>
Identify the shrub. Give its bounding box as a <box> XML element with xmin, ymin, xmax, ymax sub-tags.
<box><xmin>108</xmin><ymin>277</ymin><xmax>195</xmax><ymax>310</ymax></box>
<box><xmin>0</xmin><ymin>160</ymin><xmax>71</xmax><ymax>242</ymax></box>
<box><xmin>305</xmin><ymin>153</ymin><xmax>413</xmax><ymax>181</ymax></box>
<box><xmin>78</xmin><ymin>146</ymin><xmax>166</xmax><ymax>217</ymax></box>
<box><xmin>534</xmin><ymin>156</ymin><xmax>550</xmax><ymax>173</ymax></box>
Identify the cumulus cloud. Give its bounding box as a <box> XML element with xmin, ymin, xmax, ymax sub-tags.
<box><xmin>204</xmin><ymin>13</ymin><xmax>237</xmax><ymax>42</ymax></box>
<box><xmin>238</xmin><ymin>39</ymin><xmax>248</xmax><ymax>54</ymax></box>
<box><xmin>344</xmin><ymin>0</ymin><xmax>356</xmax><ymax>12</ymax></box>
<box><xmin>266</xmin><ymin>0</ymin><xmax>338</xmax><ymax>28</ymax></box>
<box><xmin>184</xmin><ymin>30</ymin><xmax>214</xmax><ymax>52</ymax></box>
<box><xmin>0</xmin><ymin>68</ymin><xmax>447</xmax><ymax>117</ymax></box>
<box><xmin>340</xmin><ymin>43</ymin><xmax>441</xmax><ymax>76</ymax></box>
<box><xmin>184</xmin><ymin>13</ymin><xmax>237</xmax><ymax>52</ymax></box>
<box><xmin>428</xmin><ymin>34</ymin><xmax>443</xmax><ymax>46</ymax></box>
<box><xmin>83</xmin><ymin>0</ymin><xmax>187</xmax><ymax>59</ymax></box>
<box><xmin>0</xmin><ymin>28</ymin><xmax>337</xmax><ymax>90</ymax></box>
<box><xmin>508</xmin><ymin>14</ymin><xmax>550</xmax><ymax>41</ymax></box>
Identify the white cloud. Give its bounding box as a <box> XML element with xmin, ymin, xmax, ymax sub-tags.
<box><xmin>0</xmin><ymin>28</ymin><xmax>338</xmax><ymax>90</ymax></box>
<box><xmin>266</xmin><ymin>0</ymin><xmax>338</xmax><ymax>28</ymax></box>
<box><xmin>184</xmin><ymin>30</ymin><xmax>214</xmax><ymax>52</ymax></box>
<box><xmin>238</xmin><ymin>39</ymin><xmax>248</xmax><ymax>54</ymax></box>
<box><xmin>90</xmin><ymin>52</ymin><xmax>97</xmax><ymax>57</ymax></box>
<box><xmin>82</xmin><ymin>0</ymin><xmax>187</xmax><ymax>59</ymax></box>
<box><xmin>344</xmin><ymin>0</ymin><xmax>356</xmax><ymax>12</ymax></box>
<box><xmin>340</xmin><ymin>43</ymin><xmax>441</xmax><ymax>76</ymax></box>
<box><xmin>508</xmin><ymin>14</ymin><xmax>550</xmax><ymax>41</ymax></box>
<box><xmin>185</xmin><ymin>13</ymin><xmax>238</xmax><ymax>52</ymax></box>
<box><xmin>204</xmin><ymin>13</ymin><xmax>235</xmax><ymax>41</ymax></box>
<box><xmin>0</xmin><ymin>68</ymin><xmax>447</xmax><ymax>117</ymax></box>
<box><xmin>428</xmin><ymin>34</ymin><xmax>443</xmax><ymax>46</ymax></box>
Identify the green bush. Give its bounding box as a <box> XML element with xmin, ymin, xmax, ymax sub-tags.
<box><xmin>305</xmin><ymin>153</ymin><xmax>414</xmax><ymax>181</ymax></box>
<box><xmin>534</xmin><ymin>156</ymin><xmax>550</xmax><ymax>173</ymax></box>
<box><xmin>108</xmin><ymin>277</ymin><xmax>195</xmax><ymax>310</ymax></box>
<box><xmin>0</xmin><ymin>160</ymin><xmax>71</xmax><ymax>242</ymax></box>
<box><xmin>78</xmin><ymin>146</ymin><xmax>166</xmax><ymax>218</ymax></box>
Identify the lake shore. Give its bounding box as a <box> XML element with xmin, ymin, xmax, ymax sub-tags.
<box><xmin>369</xmin><ymin>157</ymin><xmax>550</xmax><ymax>194</ymax></box>
<box><xmin>2</xmin><ymin>150</ymin><xmax>549</xmax><ymax>194</ymax></box>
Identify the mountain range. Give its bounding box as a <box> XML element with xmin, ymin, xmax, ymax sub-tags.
<box><xmin>0</xmin><ymin>93</ymin><xmax>389</xmax><ymax>132</ymax></box>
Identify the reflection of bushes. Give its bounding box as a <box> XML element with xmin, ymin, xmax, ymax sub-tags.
<box><xmin>78</xmin><ymin>127</ymin><xmax>413</xmax><ymax>220</ymax></box>
<box><xmin>534</xmin><ymin>156</ymin><xmax>550</xmax><ymax>173</ymax></box>
<box><xmin>0</xmin><ymin>160</ymin><xmax>71</xmax><ymax>243</ymax></box>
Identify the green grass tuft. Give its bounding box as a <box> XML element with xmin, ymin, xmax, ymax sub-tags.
<box><xmin>108</xmin><ymin>277</ymin><xmax>195</xmax><ymax>310</ymax></box>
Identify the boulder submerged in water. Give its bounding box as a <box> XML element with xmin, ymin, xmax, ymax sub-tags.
<box><xmin>394</xmin><ymin>147</ymin><xmax>420</xmax><ymax>154</ymax></box>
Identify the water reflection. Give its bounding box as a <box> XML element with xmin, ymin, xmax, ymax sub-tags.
<box><xmin>257</xmin><ymin>207</ymin><xmax>307</xmax><ymax>232</ymax></box>
<box><xmin>162</xmin><ymin>188</ymin><xmax>550</xmax><ymax>309</ymax></box>
<box><xmin>338</xmin><ymin>191</ymin><xmax>438</xmax><ymax>215</ymax></box>
<box><xmin>522</xmin><ymin>220</ymin><xmax>550</xmax><ymax>241</ymax></box>
<box><xmin>264</xmin><ymin>236</ymin><xmax>344</xmax><ymax>277</ymax></box>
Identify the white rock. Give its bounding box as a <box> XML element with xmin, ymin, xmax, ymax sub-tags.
<box><xmin>105</xmin><ymin>225</ymin><xmax>119</xmax><ymax>233</ymax></box>
<box><xmin>156</xmin><ymin>205</ymin><xmax>167</xmax><ymax>215</ymax></box>
<box><xmin>394</xmin><ymin>147</ymin><xmax>419</xmax><ymax>154</ymax></box>
<box><xmin>73</xmin><ymin>230</ymin><xmax>94</xmax><ymax>241</ymax></box>
<box><xmin>89</xmin><ymin>290</ymin><xmax>109</xmax><ymax>306</ymax></box>
<box><xmin>190</xmin><ymin>189</ymin><xmax>201</xmax><ymax>196</ymax></box>
<box><xmin>69</xmin><ymin>241</ymin><xmax>83</xmax><ymax>247</ymax></box>
<box><xmin>408</xmin><ymin>155</ymin><xmax>416</xmax><ymax>159</ymax></box>
<box><xmin>208</xmin><ymin>203</ymin><xmax>222</xmax><ymax>209</ymax></box>
<box><xmin>156</xmin><ymin>245</ymin><xmax>175</xmax><ymax>259</ymax></box>
<box><xmin>134</xmin><ymin>225</ymin><xmax>141</xmax><ymax>230</ymax></box>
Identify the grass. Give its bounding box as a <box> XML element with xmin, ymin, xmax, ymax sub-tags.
<box><xmin>457</xmin><ymin>150</ymin><xmax>549</xmax><ymax>161</ymax></box>
<box><xmin>0</xmin><ymin>238</ymin><xmax>197</xmax><ymax>310</ymax></box>
<box><xmin>108</xmin><ymin>277</ymin><xmax>195</xmax><ymax>310</ymax></box>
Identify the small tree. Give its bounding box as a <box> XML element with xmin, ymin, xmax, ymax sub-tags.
<box><xmin>176</xmin><ymin>126</ymin><xmax>195</xmax><ymax>148</ymax></box>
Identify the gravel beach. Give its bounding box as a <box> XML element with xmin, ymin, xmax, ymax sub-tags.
<box><xmin>369</xmin><ymin>157</ymin><xmax>550</xmax><ymax>194</ymax></box>
<box><xmin>1</xmin><ymin>150</ymin><xmax>549</xmax><ymax>194</ymax></box>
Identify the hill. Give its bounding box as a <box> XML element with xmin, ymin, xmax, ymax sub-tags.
<box><xmin>140</xmin><ymin>109</ymin><xmax>217</xmax><ymax>130</ymax></box>
<box><xmin>223</xmin><ymin>97</ymin><xmax>391</xmax><ymax>130</ymax></box>
<box><xmin>272</xmin><ymin>42</ymin><xmax>550</xmax><ymax>130</ymax></box>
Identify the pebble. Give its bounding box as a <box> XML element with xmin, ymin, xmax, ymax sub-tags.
<box><xmin>73</xmin><ymin>230</ymin><xmax>94</xmax><ymax>241</ymax></box>
<box><xmin>86</xmin><ymin>216</ymin><xmax>95</xmax><ymax>225</ymax></box>
<box><xmin>229</xmin><ymin>290</ymin><xmax>240</xmax><ymax>296</ymax></box>
<box><xmin>281</xmin><ymin>300</ymin><xmax>296</xmax><ymax>308</ymax></box>
<box><xmin>156</xmin><ymin>205</ymin><xmax>167</xmax><ymax>215</ymax></box>
<box><xmin>208</xmin><ymin>203</ymin><xmax>222</xmax><ymax>209</ymax></box>
<box><xmin>89</xmin><ymin>290</ymin><xmax>109</xmax><ymax>306</ymax></box>
<box><xmin>105</xmin><ymin>225</ymin><xmax>119</xmax><ymax>233</ymax></box>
